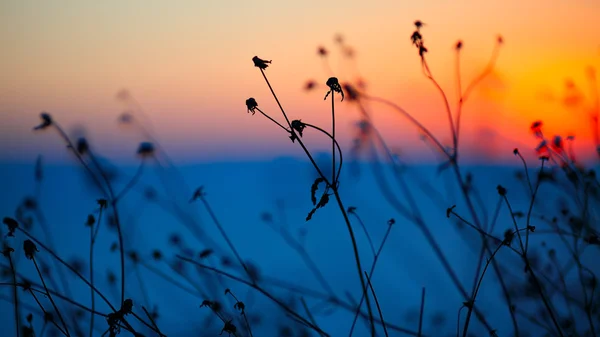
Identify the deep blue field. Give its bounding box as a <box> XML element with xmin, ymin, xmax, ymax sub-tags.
<box><xmin>1</xmin><ymin>152</ymin><xmax>598</xmax><ymax>336</ymax></box>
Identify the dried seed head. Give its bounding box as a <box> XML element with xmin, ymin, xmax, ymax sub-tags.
<box><xmin>122</xmin><ymin>299</ymin><xmax>133</xmax><ymax>314</ymax></box>
<box><xmin>496</xmin><ymin>185</ymin><xmax>507</xmax><ymax>196</ymax></box>
<box><xmin>246</xmin><ymin>98</ymin><xmax>259</xmax><ymax>115</ymax></box>
<box><xmin>76</xmin><ymin>138</ymin><xmax>89</xmax><ymax>155</ymax></box>
<box><xmin>137</xmin><ymin>142</ymin><xmax>155</xmax><ymax>157</ymax></box>
<box><xmin>304</xmin><ymin>80</ymin><xmax>317</xmax><ymax>91</ymax></box>
<box><xmin>342</xmin><ymin>83</ymin><xmax>359</xmax><ymax>101</ymax></box>
<box><xmin>324</xmin><ymin>77</ymin><xmax>344</xmax><ymax>101</ymax></box>
<box><xmin>97</xmin><ymin>199</ymin><xmax>108</xmax><ymax>209</ymax></box>
<box><xmin>291</xmin><ymin>120</ymin><xmax>306</xmax><ymax>137</ymax></box>
<box><xmin>3</xmin><ymin>217</ymin><xmax>18</xmax><ymax>236</ymax></box>
<box><xmin>86</xmin><ymin>214</ymin><xmax>95</xmax><ymax>227</ymax></box>
<box><xmin>23</xmin><ymin>240</ymin><xmax>39</xmax><ymax>260</ymax></box>
<box><xmin>33</xmin><ymin>113</ymin><xmax>53</xmax><ymax>130</ymax></box>
<box><xmin>252</xmin><ymin>56</ymin><xmax>271</xmax><ymax>70</ymax></box>
<box><xmin>221</xmin><ymin>320</ymin><xmax>237</xmax><ymax>336</ymax></box>
<box><xmin>2</xmin><ymin>246</ymin><xmax>15</xmax><ymax>258</ymax></box>
<box><xmin>152</xmin><ymin>249</ymin><xmax>162</xmax><ymax>260</ymax></box>
<box><xmin>199</xmin><ymin>248</ymin><xmax>213</xmax><ymax>259</ymax></box>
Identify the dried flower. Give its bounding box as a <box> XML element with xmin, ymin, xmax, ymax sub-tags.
<box><xmin>220</xmin><ymin>320</ymin><xmax>237</xmax><ymax>336</ymax></box>
<box><xmin>23</xmin><ymin>240</ymin><xmax>38</xmax><ymax>260</ymax></box>
<box><xmin>342</xmin><ymin>83</ymin><xmax>359</xmax><ymax>101</ymax></box>
<box><xmin>551</xmin><ymin>135</ymin><xmax>564</xmax><ymax>152</ymax></box>
<box><xmin>33</xmin><ymin>113</ymin><xmax>52</xmax><ymax>130</ymax></box>
<box><xmin>317</xmin><ymin>46</ymin><xmax>328</xmax><ymax>56</ymax></box>
<box><xmin>252</xmin><ymin>56</ymin><xmax>271</xmax><ymax>70</ymax></box>
<box><xmin>97</xmin><ymin>199</ymin><xmax>108</xmax><ymax>209</ymax></box>
<box><xmin>503</xmin><ymin>229</ymin><xmax>514</xmax><ymax>246</ymax></box>
<box><xmin>497</xmin><ymin>185</ymin><xmax>507</xmax><ymax>196</ymax></box>
<box><xmin>410</xmin><ymin>31</ymin><xmax>422</xmax><ymax>46</ymax></box>
<box><xmin>3</xmin><ymin>217</ymin><xmax>18</xmax><ymax>236</ymax></box>
<box><xmin>76</xmin><ymin>138</ymin><xmax>89</xmax><ymax>155</ymax></box>
<box><xmin>324</xmin><ymin>77</ymin><xmax>344</xmax><ymax>101</ymax></box>
<box><xmin>190</xmin><ymin>186</ymin><xmax>205</xmax><ymax>202</ymax></box>
<box><xmin>121</xmin><ymin>299</ymin><xmax>133</xmax><ymax>314</ymax></box>
<box><xmin>86</xmin><ymin>214</ymin><xmax>95</xmax><ymax>227</ymax></box>
<box><xmin>2</xmin><ymin>246</ymin><xmax>15</xmax><ymax>258</ymax></box>
<box><xmin>246</xmin><ymin>98</ymin><xmax>259</xmax><ymax>115</ymax></box>
<box><xmin>152</xmin><ymin>249</ymin><xmax>162</xmax><ymax>260</ymax></box>
<box><xmin>531</xmin><ymin>120</ymin><xmax>543</xmax><ymax>138</ymax></box>
<box><xmin>304</xmin><ymin>80</ymin><xmax>317</xmax><ymax>91</ymax></box>
<box><xmin>137</xmin><ymin>142</ymin><xmax>155</xmax><ymax>157</ymax></box>
<box><xmin>291</xmin><ymin>120</ymin><xmax>306</xmax><ymax>137</ymax></box>
<box><xmin>199</xmin><ymin>248</ymin><xmax>213</xmax><ymax>259</ymax></box>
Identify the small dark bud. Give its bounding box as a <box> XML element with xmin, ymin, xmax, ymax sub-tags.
<box><xmin>137</xmin><ymin>142</ymin><xmax>155</xmax><ymax>157</ymax></box>
<box><xmin>33</xmin><ymin>113</ymin><xmax>53</xmax><ymax>130</ymax></box>
<box><xmin>3</xmin><ymin>217</ymin><xmax>18</xmax><ymax>236</ymax></box>
<box><xmin>496</xmin><ymin>185</ymin><xmax>507</xmax><ymax>196</ymax></box>
<box><xmin>23</xmin><ymin>240</ymin><xmax>38</xmax><ymax>260</ymax></box>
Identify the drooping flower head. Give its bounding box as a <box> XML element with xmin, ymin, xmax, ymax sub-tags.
<box><xmin>246</xmin><ymin>98</ymin><xmax>258</xmax><ymax>115</ymax></box>
<box><xmin>324</xmin><ymin>77</ymin><xmax>344</xmax><ymax>101</ymax></box>
<box><xmin>252</xmin><ymin>56</ymin><xmax>271</xmax><ymax>70</ymax></box>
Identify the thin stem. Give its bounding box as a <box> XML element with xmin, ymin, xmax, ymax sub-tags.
<box><xmin>263</xmin><ymin>218</ymin><xmax>336</xmax><ymax>296</ymax></box>
<box><xmin>114</xmin><ymin>159</ymin><xmax>146</xmax><ymax>203</ymax></box>
<box><xmin>198</xmin><ymin>195</ymin><xmax>250</xmax><ymax>278</ymax></box>
<box><xmin>348</xmin><ymin>220</ymin><xmax>393</xmax><ymax>337</ymax></box>
<box><xmin>421</xmin><ymin>57</ymin><xmax>457</xmax><ymax>150</ymax></box>
<box><xmin>332</xmin><ymin>89</ymin><xmax>336</xmax><ymax>185</ymax></box>
<box><xmin>418</xmin><ymin>287</ymin><xmax>425</xmax><ymax>337</ymax></box>
<box><xmin>17</xmin><ymin>227</ymin><xmax>118</xmax><ymax>312</ymax></box>
<box><xmin>455</xmin><ymin>40</ymin><xmax>501</xmax><ymax>145</ymax></box>
<box><xmin>361</xmin><ymin>95</ymin><xmax>449</xmax><ymax>157</ymax></box>
<box><xmin>27</xmin><ymin>287</ymin><xmax>68</xmax><ymax>336</ymax></box>
<box><xmin>33</xmin><ymin>257</ymin><xmax>70</xmax><ymax>336</ymax></box>
<box><xmin>87</xmin><ymin>151</ymin><xmax>126</xmax><ymax>306</ymax></box>
<box><xmin>256</xmin><ymin>107</ymin><xmax>290</xmax><ymax>132</ymax></box>
<box><xmin>7</xmin><ymin>253</ymin><xmax>20</xmax><ymax>337</ymax></box>
<box><xmin>348</xmin><ymin>210</ymin><xmax>376</xmax><ymax>257</ymax></box>
<box><xmin>461</xmin><ymin>228</ymin><xmax>525</xmax><ymax>337</ymax></box>
<box><xmin>332</xmin><ymin>188</ymin><xmax>375</xmax><ymax>337</ymax></box>
<box><xmin>525</xmin><ymin>160</ymin><xmax>545</xmax><ymax>254</ymax></box>
<box><xmin>303</xmin><ymin>123</ymin><xmax>344</xmax><ymax>183</ymax></box>
<box><xmin>364</xmin><ymin>271</ymin><xmax>389</xmax><ymax>337</ymax></box>
<box><xmin>516</xmin><ymin>151</ymin><xmax>534</xmax><ymax>196</ymax></box>
<box><xmin>89</xmin><ymin>218</ymin><xmax>95</xmax><ymax>337</ymax></box>
<box><xmin>142</xmin><ymin>306</ymin><xmax>165</xmax><ymax>337</ymax></box>
<box><xmin>176</xmin><ymin>255</ymin><xmax>330</xmax><ymax>337</ymax></box>
<box><xmin>502</xmin><ymin>196</ymin><xmax>564</xmax><ymax>337</ymax></box>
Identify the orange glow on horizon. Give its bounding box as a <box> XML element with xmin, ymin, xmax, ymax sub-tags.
<box><xmin>1</xmin><ymin>0</ymin><xmax>599</xmax><ymax>164</ymax></box>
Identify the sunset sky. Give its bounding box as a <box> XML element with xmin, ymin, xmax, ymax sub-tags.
<box><xmin>1</xmin><ymin>0</ymin><xmax>599</xmax><ymax>164</ymax></box>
